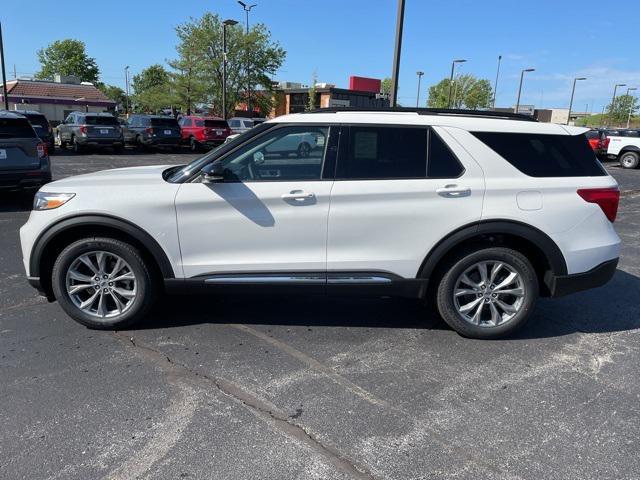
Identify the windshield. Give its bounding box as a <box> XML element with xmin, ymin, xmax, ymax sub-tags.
<box><xmin>85</xmin><ymin>116</ymin><xmax>118</xmax><ymax>126</ymax></box>
<box><xmin>167</xmin><ymin>122</ymin><xmax>273</xmax><ymax>183</ymax></box>
<box><xmin>26</xmin><ymin>115</ymin><xmax>49</xmax><ymax>129</ymax></box>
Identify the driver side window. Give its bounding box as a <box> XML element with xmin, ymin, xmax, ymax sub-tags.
<box><xmin>216</xmin><ymin>125</ymin><xmax>331</xmax><ymax>182</ymax></box>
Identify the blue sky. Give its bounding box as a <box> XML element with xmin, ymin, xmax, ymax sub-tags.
<box><xmin>2</xmin><ymin>0</ymin><xmax>639</xmax><ymax>112</ymax></box>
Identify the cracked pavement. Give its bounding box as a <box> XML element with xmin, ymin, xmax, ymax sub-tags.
<box><xmin>1</xmin><ymin>150</ymin><xmax>640</xmax><ymax>479</ymax></box>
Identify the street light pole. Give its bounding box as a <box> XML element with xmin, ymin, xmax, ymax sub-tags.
<box><xmin>0</xmin><ymin>22</ymin><xmax>9</xmax><ymax>110</ymax></box>
<box><xmin>608</xmin><ymin>83</ymin><xmax>626</xmax><ymax>127</ymax></box>
<box><xmin>567</xmin><ymin>77</ymin><xmax>586</xmax><ymax>125</ymax></box>
<box><xmin>238</xmin><ymin>2</ymin><xmax>256</xmax><ymax>114</ymax></box>
<box><xmin>222</xmin><ymin>19</ymin><xmax>239</xmax><ymax>120</ymax></box>
<box><xmin>447</xmin><ymin>59</ymin><xmax>466</xmax><ymax>108</ymax></box>
<box><xmin>515</xmin><ymin>68</ymin><xmax>535</xmax><ymax>114</ymax></box>
<box><xmin>492</xmin><ymin>55</ymin><xmax>502</xmax><ymax>109</ymax></box>
<box><xmin>626</xmin><ymin>87</ymin><xmax>637</xmax><ymax>129</ymax></box>
<box><xmin>389</xmin><ymin>0</ymin><xmax>405</xmax><ymax>108</ymax></box>
<box><xmin>124</xmin><ymin>66</ymin><xmax>130</xmax><ymax>115</ymax></box>
<box><xmin>415</xmin><ymin>71</ymin><xmax>424</xmax><ymax>108</ymax></box>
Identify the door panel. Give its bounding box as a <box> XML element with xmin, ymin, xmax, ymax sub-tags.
<box><xmin>175</xmin><ymin>124</ymin><xmax>336</xmax><ymax>278</ymax></box>
<box><xmin>327</xmin><ymin>126</ymin><xmax>485</xmax><ymax>278</ymax></box>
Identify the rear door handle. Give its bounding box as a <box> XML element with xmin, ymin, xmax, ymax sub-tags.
<box><xmin>281</xmin><ymin>190</ymin><xmax>315</xmax><ymax>200</ymax></box>
<box><xmin>436</xmin><ymin>184</ymin><xmax>471</xmax><ymax>198</ymax></box>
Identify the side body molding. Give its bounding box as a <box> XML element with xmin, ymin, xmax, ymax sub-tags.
<box><xmin>29</xmin><ymin>214</ymin><xmax>176</xmax><ymax>279</ymax></box>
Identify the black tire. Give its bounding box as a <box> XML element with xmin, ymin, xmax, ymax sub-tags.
<box><xmin>435</xmin><ymin>247</ymin><xmax>538</xmax><ymax>339</ymax></box>
<box><xmin>51</xmin><ymin>237</ymin><xmax>158</xmax><ymax>330</ymax></box>
<box><xmin>189</xmin><ymin>136</ymin><xmax>200</xmax><ymax>152</ymax></box>
<box><xmin>72</xmin><ymin>136</ymin><xmax>84</xmax><ymax>154</ymax></box>
<box><xmin>48</xmin><ymin>144</ymin><xmax>55</xmax><ymax>155</ymax></box>
<box><xmin>619</xmin><ymin>151</ymin><xmax>639</xmax><ymax>169</ymax></box>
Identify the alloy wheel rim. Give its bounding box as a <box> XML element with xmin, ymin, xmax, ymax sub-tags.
<box><xmin>65</xmin><ymin>251</ymin><xmax>137</xmax><ymax>319</ymax></box>
<box><xmin>453</xmin><ymin>260</ymin><xmax>525</xmax><ymax>327</ymax></box>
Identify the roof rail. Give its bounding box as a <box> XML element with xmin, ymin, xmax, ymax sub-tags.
<box><xmin>302</xmin><ymin>106</ymin><xmax>537</xmax><ymax>122</ymax></box>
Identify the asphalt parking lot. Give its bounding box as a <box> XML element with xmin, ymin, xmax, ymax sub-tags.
<box><xmin>1</xmin><ymin>149</ymin><xmax>640</xmax><ymax>480</ymax></box>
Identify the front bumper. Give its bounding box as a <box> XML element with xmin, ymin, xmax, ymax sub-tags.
<box><xmin>546</xmin><ymin>258</ymin><xmax>618</xmax><ymax>297</ymax></box>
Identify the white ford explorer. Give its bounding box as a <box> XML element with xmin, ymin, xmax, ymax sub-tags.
<box><xmin>19</xmin><ymin>108</ymin><xmax>621</xmax><ymax>339</ymax></box>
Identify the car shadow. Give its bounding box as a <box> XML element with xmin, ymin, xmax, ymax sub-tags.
<box><xmin>134</xmin><ymin>269</ymin><xmax>640</xmax><ymax>339</ymax></box>
<box><xmin>0</xmin><ymin>191</ymin><xmax>35</xmax><ymax>213</ymax></box>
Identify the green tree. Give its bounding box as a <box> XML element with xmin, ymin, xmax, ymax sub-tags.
<box><xmin>97</xmin><ymin>83</ymin><xmax>126</xmax><ymax>108</ymax></box>
<box><xmin>380</xmin><ymin>77</ymin><xmax>392</xmax><ymax>96</ymax></box>
<box><xmin>606</xmin><ymin>94</ymin><xmax>639</xmax><ymax>125</ymax></box>
<box><xmin>131</xmin><ymin>65</ymin><xmax>173</xmax><ymax>113</ymax></box>
<box><xmin>306</xmin><ymin>71</ymin><xmax>318</xmax><ymax>112</ymax></box>
<box><xmin>35</xmin><ymin>39</ymin><xmax>99</xmax><ymax>83</ymax></box>
<box><xmin>427</xmin><ymin>74</ymin><xmax>493</xmax><ymax>109</ymax></box>
<box><xmin>171</xmin><ymin>13</ymin><xmax>286</xmax><ymax>117</ymax></box>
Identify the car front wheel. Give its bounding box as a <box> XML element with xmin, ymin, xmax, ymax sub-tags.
<box><xmin>52</xmin><ymin>237</ymin><xmax>158</xmax><ymax>329</ymax></box>
<box><xmin>436</xmin><ymin>247</ymin><xmax>538</xmax><ymax>339</ymax></box>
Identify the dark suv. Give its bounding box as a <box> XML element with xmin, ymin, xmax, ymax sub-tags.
<box><xmin>13</xmin><ymin>110</ymin><xmax>55</xmax><ymax>155</ymax></box>
<box><xmin>0</xmin><ymin>111</ymin><xmax>51</xmax><ymax>190</ymax></box>
<box><xmin>123</xmin><ymin>115</ymin><xmax>181</xmax><ymax>151</ymax></box>
<box><xmin>57</xmin><ymin>112</ymin><xmax>124</xmax><ymax>153</ymax></box>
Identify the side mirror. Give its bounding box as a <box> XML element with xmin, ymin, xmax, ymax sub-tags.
<box><xmin>201</xmin><ymin>162</ymin><xmax>225</xmax><ymax>183</ymax></box>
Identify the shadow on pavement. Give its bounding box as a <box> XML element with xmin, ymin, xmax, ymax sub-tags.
<box><xmin>135</xmin><ymin>269</ymin><xmax>640</xmax><ymax>339</ymax></box>
<box><xmin>0</xmin><ymin>191</ymin><xmax>35</xmax><ymax>213</ymax></box>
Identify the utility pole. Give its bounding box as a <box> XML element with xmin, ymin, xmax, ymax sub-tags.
<box><xmin>0</xmin><ymin>22</ymin><xmax>9</xmax><ymax>110</ymax></box>
<box><xmin>567</xmin><ymin>77</ymin><xmax>586</xmax><ymax>125</ymax></box>
<box><xmin>415</xmin><ymin>71</ymin><xmax>424</xmax><ymax>108</ymax></box>
<box><xmin>238</xmin><ymin>2</ymin><xmax>256</xmax><ymax>114</ymax></box>
<box><xmin>447</xmin><ymin>59</ymin><xmax>466</xmax><ymax>108</ymax></box>
<box><xmin>492</xmin><ymin>55</ymin><xmax>502</xmax><ymax>109</ymax></box>
<box><xmin>608</xmin><ymin>83</ymin><xmax>626</xmax><ymax>126</ymax></box>
<box><xmin>124</xmin><ymin>66</ymin><xmax>131</xmax><ymax>115</ymax></box>
<box><xmin>222</xmin><ymin>19</ymin><xmax>239</xmax><ymax>120</ymax></box>
<box><xmin>389</xmin><ymin>0</ymin><xmax>405</xmax><ymax>107</ymax></box>
<box><xmin>626</xmin><ymin>87</ymin><xmax>637</xmax><ymax>129</ymax></box>
<box><xmin>515</xmin><ymin>68</ymin><xmax>535</xmax><ymax>114</ymax></box>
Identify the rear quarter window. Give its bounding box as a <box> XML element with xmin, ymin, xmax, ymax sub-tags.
<box><xmin>0</xmin><ymin>118</ymin><xmax>37</xmax><ymax>138</ymax></box>
<box><xmin>472</xmin><ymin>131</ymin><xmax>606</xmax><ymax>177</ymax></box>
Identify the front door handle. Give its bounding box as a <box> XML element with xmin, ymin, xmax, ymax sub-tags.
<box><xmin>281</xmin><ymin>190</ymin><xmax>315</xmax><ymax>200</ymax></box>
<box><xmin>436</xmin><ymin>184</ymin><xmax>471</xmax><ymax>198</ymax></box>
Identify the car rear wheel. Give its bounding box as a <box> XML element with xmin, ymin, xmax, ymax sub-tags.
<box><xmin>72</xmin><ymin>136</ymin><xmax>84</xmax><ymax>154</ymax></box>
<box><xmin>435</xmin><ymin>247</ymin><xmax>538</xmax><ymax>339</ymax></box>
<box><xmin>619</xmin><ymin>151</ymin><xmax>639</xmax><ymax>169</ymax></box>
<box><xmin>189</xmin><ymin>136</ymin><xmax>200</xmax><ymax>152</ymax></box>
<box><xmin>52</xmin><ymin>237</ymin><xmax>158</xmax><ymax>329</ymax></box>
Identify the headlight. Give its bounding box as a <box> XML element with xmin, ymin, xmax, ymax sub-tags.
<box><xmin>33</xmin><ymin>192</ymin><xmax>75</xmax><ymax>211</ymax></box>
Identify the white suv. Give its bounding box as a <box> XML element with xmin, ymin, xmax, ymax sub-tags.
<box><xmin>19</xmin><ymin>109</ymin><xmax>621</xmax><ymax>339</ymax></box>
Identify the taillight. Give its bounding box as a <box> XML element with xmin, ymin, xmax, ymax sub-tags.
<box><xmin>602</xmin><ymin>137</ymin><xmax>610</xmax><ymax>149</ymax></box>
<box><xmin>577</xmin><ymin>188</ymin><xmax>620</xmax><ymax>222</ymax></box>
<box><xmin>79</xmin><ymin>125</ymin><xmax>87</xmax><ymax>135</ymax></box>
<box><xmin>145</xmin><ymin>127</ymin><xmax>153</xmax><ymax>135</ymax></box>
<box><xmin>36</xmin><ymin>142</ymin><xmax>48</xmax><ymax>159</ymax></box>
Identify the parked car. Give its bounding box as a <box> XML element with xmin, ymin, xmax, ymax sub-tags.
<box><xmin>227</xmin><ymin>117</ymin><xmax>256</xmax><ymax>134</ymax></box>
<box><xmin>252</xmin><ymin>117</ymin><xmax>266</xmax><ymax>125</ymax></box>
<box><xmin>123</xmin><ymin>115</ymin><xmax>182</xmax><ymax>151</ymax></box>
<box><xmin>585</xmin><ymin>129</ymin><xmax>608</xmax><ymax>157</ymax></box>
<box><xmin>20</xmin><ymin>108</ymin><xmax>620</xmax><ymax>339</ymax></box>
<box><xmin>604</xmin><ymin>130</ymin><xmax>640</xmax><ymax>168</ymax></box>
<box><xmin>178</xmin><ymin>116</ymin><xmax>231</xmax><ymax>151</ymax></box>
<box><xmin>57</xmin><ymin>112</ymin><xmax>124</xmax><ymax>153</ymax></box>
<box><xmin>0</xmin><ymin>111</ymin><xmax>51</xmax><ymax>190</ymax></box>
<box><xmin>13</xmin><ymin>110</ymin><xmax>55</xmax><ymax>155</ymax></box>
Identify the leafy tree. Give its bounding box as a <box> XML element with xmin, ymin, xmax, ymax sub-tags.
<box><xmin>306</xmin><ymin>71</ymin><xmax>318</xmax><ymax>112</ymax></box>
<box><xmin>35</xmin><ymin>39</ymin><xmax>99</xmax><ymax>83</ymax></box>
<box><xmin>131</xmin><ymin>65</ymin><xmax>173</xmax><ymax>113</ymax></box>
<box><xmin>97</xmin><ymin>83</ymin><xmax>127</xmax><ymax>108</ymax></box>
<box><xmin>171</xmin><ymin>13</ymin><xmax>286</xmax><ymax>118</ymax></box>
<box><xmin>380</xmin><ymin>77</ymin><xmax>392</xmax><ymax>96</ymax></box>
<box><xmin>606</xmin><ymin>94</ymin><xmax>639</xmax><ymax>124</ymax></box>
<box><xmin>168</xmin><ymin>54</ymin><xmax>207</xmax><ymax>115</ymax></box>
<box><xmin>427</xmin><ymin>74</ymin><xmax>493</xmax><ymax>109</ymax></box>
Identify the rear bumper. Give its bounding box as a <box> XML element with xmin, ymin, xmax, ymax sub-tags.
<box><xmin>0</xmin><ymin>170</ymin><xmax>52</xmax><ymax>190</ymax></box>
<box><xmin>546</xmin><ymin>258</ymin><xmax>618</xmax><ymax>297</ymax></box>
<box><xmin>144</xmin><ymin>137</ymin><xmax>181</xmax><ymax>147</ymax></box>
<box><xmin>77</xmin><ymin>137</ymin><xmax>124</xmax><ymax>147</ymax></box>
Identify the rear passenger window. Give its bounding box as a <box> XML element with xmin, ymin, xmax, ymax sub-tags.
<box><xmin>428</xmin><ymin>130</ymin><xmax>464</xmax><ymax>178</ymax></box>
<box><xmin>472</xmin><ymin>132</ymin><xmax>606</xmax><ymax>177</ymax></box>
<box><xmin>337</xmin><ymin>126</ymin><xmax>463</xmax><ymax>180</ymax></box>
<box><xmin>0</xmin><ymin>118</ymin><xmax>36</xmax><ymax>138</ymax></box>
